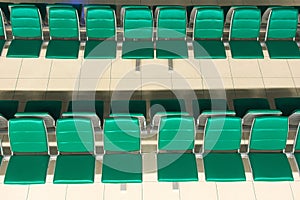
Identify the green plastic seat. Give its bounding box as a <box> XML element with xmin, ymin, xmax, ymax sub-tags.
<box><xmin>233</xmin><ymin>98</ymin><xmax>270</xmax><ymax>118</ymax></box>
<box><xmin>191</xmin><ymin>6</ymin><xmax>226</xmax><ymax>59</ymax></box>
<box><xmin>264</xmin><ymin>7</ymin><xmax>300</xmax><ymax>59</ymax></box>
<box><xmin>156</xmin><ymin>6</ymin><xmax>188</xmax><ymax>59</ymax></box>
<box><xmin>228</xmin><ymin>6</ymin><xmax>263</xmax><ymax>59</ymax></box>
<box><xmin>203</xmin><ymin>117</ymin><xmax>245</xmax><ymax>182</ymax></box>
<box><xmin>102</xmin><ymin>154</ymin><xmax>142</xmax><ymax>183</ymax></box>
<box><xmin>102</xmin><ymin>117</ymin><xmax>142</xmax><ymax>183</ymax></box>
<box><xmin>150</xmin><ymin>99</ymin><xmax>187</xmax><ymax>127</ymax></box>
<box><xmin>157</xmin><ymin>116</ymin><xmax>198</xmax><ymax>182</ymax></box>
<box><xmin>14</xmin><ymin>100</ymin><xmax>61</xmax><ymax>128</ymax></box>
<box><xmin>292</xmin><ymin>125</ymin><xmax>300</xmax><ymax>174</ymax></box>
<box><xmin>0</xmin><ymin>100</ymin><xmax>18</xmax><ymax>119</ymax></box>
<box><xmin>275</xmin><ymin>97</ymin><xmax>300</xmax><ymax>126</ymax></box>
<box><xmin>7</xmin><ymin>5</ymin><xmax>43</xmax><ymax>58</ymax></box>
<box><xmin>4</xmin><ymin>119</ymin><xmax>49</xmax><ymax>184</ymax></box>
<box><xmin>110</xmin><ymin>100</ymin><xmax>147</xmax><ymax>128</ymax></box>
<box><xmin>84</xmin><ymin>6</ymin><xmax>116</xmax><ymax>59</ymax></box>
<box><xmin>0</xmin><ymin>9</ymin><xmax>6</xmax><ymax>56</ymax></box>
<box><xmin>46</xmin><ymin>6</ymin><xmax>80</xmax><ymax>59</ymax></box>
<box><xmin>54</xmin><ymin>118</ymin><xmax>95</xmax><ymax>184</ymax></box>
<box><xmin>248</xmin><ymin>116</ymin><xmax>293</xmax><ymax>181</ymax></box>
<box><xmin>122</xmin><ymin>6</ymin><xmax>154</xmax><ymax>59</ymax></box>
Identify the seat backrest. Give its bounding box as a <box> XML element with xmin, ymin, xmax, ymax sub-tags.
<box><xmin>67</xmin><ymin>100</ymin><xmax>104</xmax><ymax>120</ymax></box>
<box><xmin>9</xmin><ymin>118</ymin><xmax>48</xmax><ymax>153</ymax></box>
<box><xmin>25</xmin><ymin>100</ymin><xmax>62</xmax><ymax>120</ymax></box>
<box><xmin>192</xmin><ymin>98</ymin><xmax>228</xmax><ymax>119</ymax></box>
<box><xmin>0</xmin><ymin>8</ymin><xmax>5</xmax><ymax>38</ymax></box>
<box><xmin>110</xmin><ymin>100</ymin><xmax>147</xmax><ymax>117</ymax></box>
<box><xmin>233</xmin><ymin>98</ymin><xmax>270</xmax><ymax>118</ymax></box>
<box><xmin>158</xmin><ymin>116</ymin><xmax>195</xmax><ymax>151</ymax></box>
<box><xmin>203</xmin><ymin>117</ymin><xmax>242</xmax><ymax>151</ymax></box>
<box><xmin>275</xmin><ymin>97</ymin><xmax>300</xmax><ymax>116</ymax></box>
<box><xmin>265</xmin><ymin>7</ymin><xmax>298</xmax><ymax>40</ymax></box>
<box><xmin>10</xmin><ymin>5</ymin><xmax>42</xmax><ymax>38</ymax></box>
<box><xmin>48</xmin><ymin>6</ymin><xmax>79</xmax><ymax>39</ymax></box>
<box><xmin>229</xmin><ymin>6</ymin><xmax>261</xmax><ymax>40</ymax></box>
<box><xmin>56</xmin><ymin>118</ymin><xmax>94</xmax><ymax>153</ymax></box>
<box><xmin>150</xmin><ymin>99</ymin><xmax>186</xmax><ymax>119</ymax></box>
<box><xmin>123</xmin><ymin>6</ymin><xmax>153</xmax><ymax>39</ymax></box>
<box><xmin>192</xmin><ymin>6</ymin><xmax>224</xmax><ymax>39</ymax></box>
<box><xmin>0</xmin><ymin>100</ymin><xmax>18</xmax><ymax>119</ymax></box>
<box><xmin>156</xmin><ymin>6</ymin><xmax>187</xmax><ymax>39</ymax></box>
<box><xmin>103</xmin><ymin>117</ymin><xmax>140</xmax><ymax>152</ymax></box>
<box><xmin>85</xmin><ymin>6</ymin><xmax>116</xmax><ymax>40</ymax></box>
<box><xmin>249</xmin><ymin>116</ymin><xmax>288</xmax><ymax>151</ymax></box>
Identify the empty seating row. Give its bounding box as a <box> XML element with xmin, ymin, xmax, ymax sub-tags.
<box><xmin>1</xmin><ymin>97</ymin><xmax>300</xmax><ymax>130</ymax></box>
<box><xmin>0</xmin><ymin>5</ymin><xmax>299</xmax><ymax>59</ymax></box>
<box><xmin>1</xmin><ymin>115</ymin><xmax>300</xmax><ymax>184</ymax></box>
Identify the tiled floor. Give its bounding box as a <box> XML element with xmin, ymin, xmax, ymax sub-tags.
<box><xmin>0</xmin><ymin>48</ymin><xmax>299</xmax><ymax>94</ymax></box>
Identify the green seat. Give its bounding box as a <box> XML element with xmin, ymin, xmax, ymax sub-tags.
<box><xmin>7</xmin><ymin>5</ymin><xmax>43</xmax><ymax>58</ymax></box>
<box><xmin>275</xmin><ymin>97</ymin><xmax>300</xmax><ymax>126</ymax></box>
<box><xmin>233</xmin><ymin>98</ymin><xmax>270</xmax><ymax>118</ymax></box>
<box><xmin>15</xmin><ymin>100</ymin><xmax>61</xmax><ymax>128</ymax></box>
<box><xmin>102</xmin><ymin>117</ymin><xmax>142</xmax><ymax>183</ymax></box>
<box><xmin>0</xmin><ymin>9</ymin><xmax>6</xmax><ymax>56</ymax></box>
<box><xmin>228</xmin><ymin>7</ymin><xmax>263</xmax><ymax>59</ymax></box>
<box><xmin>157</xmin><ymin>116</ymin><xmax>198</xmax><ymax>182</ymax></box>
<box><xmin>84</xmin><ymin>6</ymin><xmax>116</xmax><ymax>59</ymax></box>
<box><xmin>102</xmin><ymin>154</ymin><xmax>142</xmax><ymax>183</ymax></box>
<box><xmin>46</xmin><ymin>6</ymin><xmax>80</xmax><ymax>59</ymax></box>
<box><xmin>292</xmin><ymin>126</ymin><xmax>300</xmax><ymax>174</ymax></box>
<box><xmin>156</xmin><ymin>6</ymin><xmax>188</xmax><ymax>59</ymax></box>
<box><xmin>67</xmin><ymin>100</ymin><xmax>104</xmax><ymax>124</ymax></box>
<box><xmin>0</xmin><ymin>100</ymin><xmax>18</xmax><ymax>128</ymax></box>
<box><xmin>4</xmin><ymin>119</ymin><xmax>49</xmax><ymax>184</ymax></box>
<box><xmin>264</xmin><ymin>7</ymin><xmax>300</xmax><ymax>59</ymax></box>
<box><xmin>54</xmin><ymin>118</ymin><xmax>95</xmax><ymax>184</ymax></box>
<box><xmin>203</xmin><ymin>117</ymin><xmax>245</xmax><ymax>182</ymax></box>
<box><xmin>248</xmin><ymin>116</ymin><xmax>293</xmax><ymax>181</ymax></box>
<box><xmin>122</xmin><ymin>6</ymin><xmax>154</xmax><ymax>59</ymax></box>
<box><xmin>191</xmin><ymin>6</ymin><xmax>226</xmax><ymax>59</ymax></box>
<box><xmin>110</xmin><ymin>100</ymin><xmax>147</xmax><ymax>128</ymax></box>
<box><xmin>150</xmin><ymin>99</ymin><xmax>187</xmax><ymax>127</ymax></box>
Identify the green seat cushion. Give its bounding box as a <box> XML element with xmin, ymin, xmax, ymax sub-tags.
<box><xmin>193</xmin><ymin>40</ymin><xmax>226</xmax><ymax>59</ymax></box>
<box><xmin>4</xmin><ymin>155</ymin><xmax>50</xmax><ymax>184</ymax></box>
<box><xmin>230</xmin><ymin>40</ymin><xmax>263</xmax><ymax>59</ymax></box>
<box><xmin>54</xmin><ymin>154</ymin><xmax>95</xmax><ymax>184</ymax></box>
<box><xmin>84</xmin><ymin>40</ymin><xmax>116</xmax><ymax>59</ymax></box>
<box><xmin>0</xmin><ymin>155</ymin><xmax>2</xmax><ymax>165</ymax></box>
<box><xmin>293</xmin><ymin>153</ymin><xmax>300</xmax><ymax>170</ymax></box>
<box><xmin>122</xmin><ymin>41</ymin><xmax>154</xmax><ymax>59</ymax></box>
<box><xmin>7</xmin><ymin>39</ymin><xmax>42</xmax><ymax>58</ymax></box>
<box><xmin>157</xmin><ymin>153</ymin><xmax>198</xmax><ymax>182</ymax></box>
<box><xmin>266</xmin><ymin>40</ymin><xmax>300</xmax><ymax>59</ymax></box>
<box><xmin>203</xmin><ymin>153</ymin><xmax>246</xmax><ymax>182</ymax></box>
<box><xmin>156</xmin><ymin>40</ymin><xmax>188</xmax><ymax>59</ymax></box>
<box><xmin>101</xmin><ymin>154</ymin><xmax>142</xmax><ymax>183</ymax></box>
<box><xmin>249</xmin><ymin>153</ymin><xmax>293</xmax><ymax>181</ymax></box>
<box><xmin>0</xmin><ymin>39</ymin><xmax>5</xmax><ymax>55</ymax></box>
<box><xmin>46</xmin><ymin>40</ymin><xmax>80</xmax><ymax>59</ymax></box>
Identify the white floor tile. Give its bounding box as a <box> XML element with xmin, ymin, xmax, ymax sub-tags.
<box><xmin>16</xmin><ymin>79</ymin><xmax>48</xmax><ymax>91</ymax></box>
<box><xmin>104</xmin><ymin>183</ymin><xmax>142</xmax><ymax>200</ymax></box>
<box><xmin>143</xmin><ymin>182</ymin><xmax>180</xmax><ymax>200</ymax></box>
<box><xmin>217</xmin><ymin>182</ymin><xmax>256</xmax><ymax>200</ymax></box>
<box><xmin>66</xmin><ymin>183</ymin><xmax>104</xmax><ymax>200</ymax></box>
<box><xmin>287</xmin><ymin>60</ymin><xmax>300</xmax><ymax>77</ymax></box>
<box><xmin>0</xmin><ymin>79</ymin><xmax>17</xmax><ymax>90</ymax></box>
<box><xmin>290</xmin><ymin>181</ymin><xmax>300</xmax><ymax>199</ymax></box>
<box><xmin>0</xmin><ymin>185</ymin><xmax>28</xmax><ymax>200</ymax></box>
<box><xmin>172</xmin><ymin>60</ymin><xmax>201</xmax><ymax>79</ymax></box>
<box><xmin>142</xmin><ymin>78</ymin><xmax>172</xmax><ymax>91</ymax></box>
<box><xmin>200</xmin><ymin>59</ymin><xmax>232</xmax><ymax>78</ymax></box>
<box><xmin>253</xmin><ymin>182</ymin><xmax>294</xmax><ymax>200</ymax></box>
<box><xmin>110</xmin><ymin>78</ymin><xmax>142</xmax><ymax>91</ymax></box>
<box><xmin>259</xmin><ymin>59</ymin><xmax>292</xmax><ymax>78</ymax></box>
<box><xmin>19</xmin><ymin>58</ymin><xmax>52</xmax><ymax>79</ymax></box>
<box><xmin>229</xmin><ymin>59</ymin><xmax>261</xmax><ymax>78</ymax></box>
<box><xmin>111</xmin><ymin>59</ymin><xmax>140</xmax><ymax>79</ymax></box>
<box><xmin>263</xmin><ymin>78</ymin><xmax>295</xmax><ymax>88</ymax></box>
<box><xmin>172</xmin><ymin>78</ymin><xmax>202</xmax><ymax>90</ymax></box>
<box><xmin>0</xmin><ymin>58</ymin><xmax>22</xmax><ymax>78</ymax></box>
<box><xmin>27</xmin><ymin>184</ymin><xmax>67</xmax><ymax>200</ymax></box>
<box><xmin>233</xmin><ymin>78</ymin><xmax>265</xmax><ymax>89</ymax></box>
<box><xmin>81</xmin><ymin>59</ymin><xmax>111</xmax><ymax>79</ymax></box>
<box><xmin>47</xmin><ymin>79</ymin><xmax>79</xmax><ymax>91</ymax></box>
<box><xmin>180</xmin><ymin>182</ymin><xmax>218</xmax><ymax>200</ymax></box>
<box><xmin>141</xmin><ymin>59</ymin><xmax>171</xmax><ymax>79</ymax></box>
<box><xmin>50</xmin><ymin>59</ymin><xmax>82</xmax><ymax>79</ymax></box>
<box><xmin>203</xmin><ymin>78</ymin><xmax>234</xmax><ymax>90</ymax></box>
